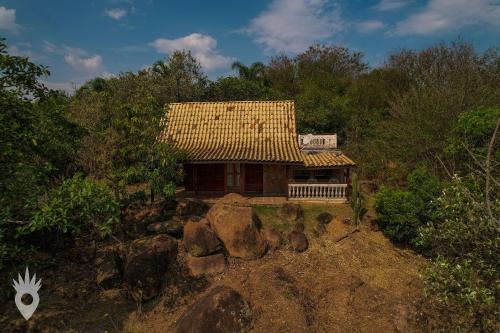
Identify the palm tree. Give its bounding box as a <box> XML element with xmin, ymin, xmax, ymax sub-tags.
<box><xmin>231</xmin><ymin>61</ymin><xmax>266</xmax><ymax>81</ymax></box>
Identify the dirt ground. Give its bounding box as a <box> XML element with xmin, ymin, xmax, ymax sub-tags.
<box><xmin>0</xmin><ymin>203</ymin><xmax>427</xmax><ymax>333</ymax></box>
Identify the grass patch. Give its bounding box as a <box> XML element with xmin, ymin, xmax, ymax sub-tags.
<box><xmin>253</xmin><ymin>202</ymin><xmax>353</xmax><ymax>235</ymax></box>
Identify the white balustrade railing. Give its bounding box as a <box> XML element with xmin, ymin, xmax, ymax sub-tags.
<box><xmin>288</xmin><ymin>183</ymin><xmax>348</xmax><ymax>200</ymax></box>
<box><xmin>299</xmin><ymin>134</ymin><xmax>337</xmax><ymax>149</ymax></box>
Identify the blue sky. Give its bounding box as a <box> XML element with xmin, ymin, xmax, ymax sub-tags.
<box><xmin>1</xmin><ymin>0</ymin><xmax>499</xmax><ymax>93</ymax></box>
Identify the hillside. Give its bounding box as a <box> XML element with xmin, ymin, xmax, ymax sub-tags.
<box><xmin>0</xmin><ymin>201</ymin><xmax>428</xmax><ymax>333</ymax></box>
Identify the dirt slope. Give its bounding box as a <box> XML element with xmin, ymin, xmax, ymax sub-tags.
<box><xmin>126</xmin><ymin>221</ymin><xmax>426</xmax><ymax>333</ymax></box>
<box><xmin>0</xmin><ymin>206</ymin><xmax>427</xmax><ymax>333</ymax></box>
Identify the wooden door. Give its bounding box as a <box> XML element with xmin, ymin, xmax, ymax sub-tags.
<box><xmin>196</xmin><ymin>164</ymin><xmax>225</xmax><ymax>192</ymax></box>
<box><xmin>244</xmin><ymin>164</ymin><xmax>263</xmax><ymax>193</ymax></box>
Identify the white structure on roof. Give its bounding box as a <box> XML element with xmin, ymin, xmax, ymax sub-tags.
<box><xmin>299</xmin><ymin>134</ymin><xmax>337</xmax><ymax>150</ymax></box>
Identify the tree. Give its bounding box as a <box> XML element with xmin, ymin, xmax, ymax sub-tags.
<box><xmin>0</xmin><ymin>40</ymin><xmax>82</xmax><ymax>223</ymax></box>
<box><xmin>0</xmin><ymin>38</ymin><xmax>49</xmax><ymax>98</ymax></box>
<box><xmin>204</xmin><ymin>76</ymin><xmax>276</xmax><ymax>101</ymax></box>
<box><xmin>231</xmin><ymin>61</ymin><xmax>266</xmax><ymax>81</ymax></box>
<box><xmin>70</xmin><ymin>69</ymin><xmax>184</xmax><ymax>203</ymax></box>
<box><xmin>376</xmin><ymin>42</ymin><xmax>499</xmax><ymax>178</ymax></box>
<box><xmin>294</xmin><ymin>45</ymin><xmax>368</xmax><ymax>138</ymax></box>
<box><xmin>152</xmin><ymin>50</ymin><xmax>207</xmax><ymax>103</ymax></box>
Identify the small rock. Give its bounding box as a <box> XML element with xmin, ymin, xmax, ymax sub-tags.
<box><xmin>278</xmin><ymin>203</ymin><xmax>301</xmax><ymax>221</ymax></box>
<box><xmin>316</xmin><ymin>212</ymin><xmax>334</xmax><ymax>225</ymax></box>
<box><xmin>183</xmin><ymin>218</ymin><xmax>221</xmax><ymax>257</ymax></box>
<box><xmin>187</xmin><ymin>253</ymin><xmax>226</xmax><ymax>276</ymax></box>
<box><xmin>176</xmin><ymin>198</ymin><xmax>209</xmax><ymax>218</ymax></box>
<box><xmin>175</xmin><ymin>286</ymin><xmax>252</xmax><ymax>333</ymax></box>
<box><xmin>343</xmin><ymin>218</ymin><xmax>353</xmax><ymax>225</ymax></box>
<box><xmin>96</xmin><ymin>252</ymin><xmax>122</xmax><ymax>289</ymax></box>
<box><xmin>147</xmin><ymin>218</ymin><xmax>184</xmax><ymax>238</ymax></box>
<box><xmin>288</xmin><ymin>231</ymin><xmax>308</xmax><ymax>252</ymax></box>
<box><xmin>263</xmin><ymin>228</ymin><xmax>282</xmax><ymax>250</ymax></box>
<box><xmin>124</xmin><ymin>234</ymin><xmax>178</xmax><ymax>302</ymax></box>
<box><xmin>162</xmin><ymin>199</ymin><xmax>178</xmax><ymax>211</ymax></box>
<box><xmin>314</xmin><ymin>223</ymin><xmax>327</xmax><ymax>237</ymax></box>
<box><xmin>293</xmin><ymin>222</ymin><xmax>305</xmax><ymax>232</ymax></box>
<box><xmin>69</xmin><ymin>245</ymin><xmax>96</xmax><ymax>263</ymax></box>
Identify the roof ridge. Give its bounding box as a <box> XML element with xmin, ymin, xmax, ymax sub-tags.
<box><xmin>166</xmin><ymin>100</ymin><xmax>295</xmax><ymax>106</ymax></box>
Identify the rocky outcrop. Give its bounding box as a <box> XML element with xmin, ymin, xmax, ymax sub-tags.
<box><xmin>183</xmin><ymin>218</ymin><xmax>221</xmax><ymax>257</ymax></box>
<box><xmin>207</xmin><ymin>203</ymin><xmax>267</xmax><ymax>260</ymax></box>
<box><xmin>263</xmin><ymin>228</ymin><xmax>282</xmax><ymax>251</ymax></box>
<box><xmin>124</xmin><ymin>235</ymin><xmax>177</xmax><ymax>302</ymax></box>
<box><xmin>187</xmin><ymin>253</ymin><xmax>226</xmax><ymax>277</ymax></box>
<box><xmin>147</xmin><ymin>218</ymin><xmax>184</xmax><ymax>238</ymax></box>
<box><xmin>176</xmin><ymin>198</ymin><xmax>209</xmax><ymax>218</ymax></box>
<box><xmin>288</xmin><ymin>231</ymin><xmax>309</xmax><ymax>252</ymax></box>
<box><xmin>175</xmin><ymin>286</ymin><xmax>252</xmax><ymax>333</ymax></box>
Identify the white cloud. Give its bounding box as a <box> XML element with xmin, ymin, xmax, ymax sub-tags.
<box><xmin>245</xmin><ymin>0</ymin><xmax>344</xmax><ymax>54</ymax></box>
<box><xmin>391</xmin><ymin>0</ymin><xmax>500</xmax><ymax>35</ymax></box>
<box><xmin>104</xmin><ymin>8</ymin><xmax>127</xmax><ymax>20</ymax></box>
<box><xmin>42</xmin><ymin>40</ymin><xmax>57</xmax><ymax>53</ymax></box>
<box><xmin>0</xmin><ymin>6</ymin><xmax>21</xmax><ymax>33</ymax></box>
<box><xmin>374</xmin><ymin>0</ymin><xmax>410</xmax><ymax>11</ymax></box>
<box><xmin>150</xmin><ymin>33</ymin><xmax>235</xmax><ymax>71</ymax></box>
<box><xmin>64</xmin><ymin>47</ymin><xmax>103</xmax><ymax>72</ymax></box>
<box><xmin>356</xmin><ymin>20</ymin><xmax>385</xmax><ymax>33</ymax></box>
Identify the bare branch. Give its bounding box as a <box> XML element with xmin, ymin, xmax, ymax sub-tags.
<box><xmin>462</xmin><ymin>144</ymin><xmax>500</xmax><ymax>187</ymax></box>
<box><xmin>485</xmin><ymin>117</ymin><xmax>499</xmax><ymax>227</ymax></box>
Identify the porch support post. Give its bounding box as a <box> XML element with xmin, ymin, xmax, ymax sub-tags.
<box><xmin>240</xmin><ymin>163</ymin><xmax>245</xmax><ymax>194</ymax></box>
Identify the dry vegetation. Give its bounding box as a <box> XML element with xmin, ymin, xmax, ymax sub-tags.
<box><xmin>1</xmin><ymin>203</ymin><xmax>428</xmax><ymax>333</ymax></box>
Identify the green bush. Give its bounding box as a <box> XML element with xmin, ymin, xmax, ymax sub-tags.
<box><xmin>374</xmin><ymin>186</ymin><xmax>424</xmax><ymax>244</ymax></box>
<box><xmin>417</xmin><ymin>176</ymin><xmax>499</xmax><ymax>332</ymax></box>
<box><xmin>25</xmin><ymin>174</ymin><xmax>120</xmax><ymax>238</ymax></box>
<box><xmin>375</xmin><ymin>168</ymin><xmax>442</xmax><ymax>245</ymax></box>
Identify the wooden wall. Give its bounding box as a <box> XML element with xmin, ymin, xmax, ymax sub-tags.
<box><xmin>263</xmin><ymin>164</ymin><xmax>288</xmax><ymax>195</ymax></box>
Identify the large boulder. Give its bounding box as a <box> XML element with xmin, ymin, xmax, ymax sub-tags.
<box><xmin>288</xmin><ymin>231</ymin><xmax>309</xmax><ymax>252</ymax></box>
<box><xmin>207</xmin><ymin>203</ymin><xmax>267</xmax><ymax>260</ymax></box>
<box><xmin>176</xmin><ymin>198</ymin><xmax>209</xmax><ymax>218</ymax></box>
<box><xmin>147</xmin><ymin>218</ymin><xmax>184</xmax><ymax>238</ymax></box>
<box><xmin>277</xmin><ymin>203</ymin><xmax>301</xmax><ymax>221</ymax></box>
<box><xmin>263</xmin><ymin>228</ymin><xmax>282</xmax><ymax>251</ymax></box>
<box><xmin>183</xmin><ymin>218</ymin><xmax>221</xmax><ymax>257</ymax></box>
<box><xmin>124</xmin><ymin>235</ymin><xmax>178</xmax><ymax>302</ymax></box>
<box><xmin>175</xmin><ymin>285</ymin><xmax>252</xmax><ymax>333</ymax></box>
<box><xmin>187</xmin><ymin>253</ymin><xmax>226</xmax><ymax>277</ymax></box>
<box><xmin>218</xmin><ymin>193</ymin><xmax>248</xmax><ymax>205</ymax></box>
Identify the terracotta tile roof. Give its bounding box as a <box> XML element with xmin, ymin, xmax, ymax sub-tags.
<box><xmin>301</xmin><ymin>151</ymin><xmax>356</xmax><ymax>167</ymax></box>
<box><xmin>160</xmin><ymin>101</ymin><xmax>303</xmax><ymax>163</ymax></box>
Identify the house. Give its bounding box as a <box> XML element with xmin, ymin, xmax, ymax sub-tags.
<box><xmin>160</xmin><ymin>100</ymin><xmax>355</xmax><ymax>201</ymax></box>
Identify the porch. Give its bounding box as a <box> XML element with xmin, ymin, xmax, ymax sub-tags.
<box><xmin>182</xmin><ymin>162</ymin><xmax>351</xmax><ymax>202</ymax></box>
